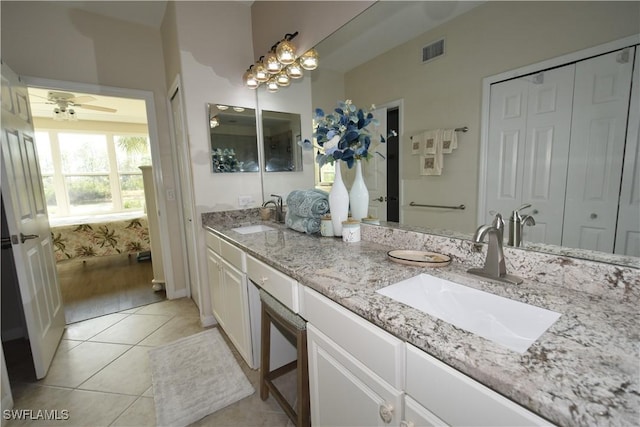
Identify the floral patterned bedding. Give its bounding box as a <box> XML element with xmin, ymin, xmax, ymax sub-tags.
<box><xmin>51</xmin><ymin>216</ymin><xmax>150</xmax><ymax>262</ymax></box>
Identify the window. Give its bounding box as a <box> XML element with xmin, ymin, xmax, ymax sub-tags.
<box><xmin>35</xmin><ymin>130</ymin><xmax>151</xmax><ymax>218</ymax></box>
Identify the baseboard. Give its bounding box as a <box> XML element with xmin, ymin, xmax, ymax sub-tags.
<box><xmin>167</xmin><ymin>287</ymin><xmax>188</xmax><ymax>300</ymax></box>
<box><xmin>200</xmin><ymin>314</ymin><xmax>217</xmax><ymax>328</ymax></box>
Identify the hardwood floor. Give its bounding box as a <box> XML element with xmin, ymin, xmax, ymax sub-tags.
<box><xmin>57</xmin><ymin>254</ymin><xmax>166</xmax><ymax>324</ymax></box>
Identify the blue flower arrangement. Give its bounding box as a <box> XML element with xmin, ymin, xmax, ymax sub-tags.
<box><xmin>300</xmin><ymin>100</ymin><xmax>396</xmax><ymax>169</ymax></box>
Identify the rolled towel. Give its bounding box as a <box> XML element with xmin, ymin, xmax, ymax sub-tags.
<box><xmin>286</xmin><ymin>189</ymin><xmax>329</xmax><ymax>218</ymax></box>
<box><xmin>285</xmin><ymin>210</ymin><xmax>321</xmax><ymax>234</ymax></box>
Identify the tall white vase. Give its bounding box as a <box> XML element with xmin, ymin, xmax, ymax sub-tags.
<box><xmin>329</xmin><ymin>161</ymin><xmax>349</xmax><ymax>236</ymax></box>
<box><xmin>349</xmin><ymin>159</ymin><xmax>369</xmax><ymax>221</ymax></box>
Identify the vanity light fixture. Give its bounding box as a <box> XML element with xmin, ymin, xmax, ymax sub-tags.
<box><xmin>216</xmin><ymin>105</ymin><xmax>229</xmax><ymax>110</ymax></box>
<box><xmin>243</xmin><ymin>31</ymin><xmax>319</xmax><ymax>91</ymax></box>
<box><xmin>232</xmin><ymin>106</ymin><xmax>245</xmax><ymax>112</ymax></box>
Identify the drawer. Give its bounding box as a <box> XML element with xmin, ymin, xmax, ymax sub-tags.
<box><xmin>246</xmin><ymin>255</ymin><xmax>298</xmax><ymax>312</ymax></box>
<box><xmin>205</xmin><ymin>230</ymin><xmax>221</xmax><ymax>254</ymax></box>
<box><xmin>220</xmin><ymin>238</ymin><xmax>245</xmax><ymax>272</ymax></box>
<box><xmin>301</xmin><ymin>287</ymin><xmax>404</xmax><ymax>389</ymax></box>
<box><xmin>406</xmin><ymin>344</ymin><xmax>551</xmax><ymax>426</ymax></box>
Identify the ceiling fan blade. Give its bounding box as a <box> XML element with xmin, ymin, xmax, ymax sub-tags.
<box><xmin>75</xmin><ymin>104</ymin><xmax>117</xmax><ymax>113</ymax></box>
<box><xmin>69</xmin><ymin>95</ymin><xmax>96</xmax><ymax>104</ymax></box>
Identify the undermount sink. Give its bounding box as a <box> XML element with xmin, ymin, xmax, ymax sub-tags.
<box><xmin>231</xmin><ymin>224</ymin><xmax>275</xmax><ymax>234</ymax></box>
<box><xmin>376</xmin><ymin>274</ymin><xmax>561</xmax><ymax>353</ymax></box>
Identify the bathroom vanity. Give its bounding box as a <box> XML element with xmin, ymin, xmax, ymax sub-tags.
<box><xmin>202</xmin><ymin>209</ymin><xmax>638</xmax><ymax>427</ymax></box>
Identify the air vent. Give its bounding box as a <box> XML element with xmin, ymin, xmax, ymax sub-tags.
<box><xmin>422</xmin><ymin>38</ymin><xmax>445</xmax><ymax>64</ymax></box>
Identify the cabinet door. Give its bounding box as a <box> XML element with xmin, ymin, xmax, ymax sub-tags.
<box><xmin>207</xmin><ymin>247</ymin><xmax>224</xmax><ymax>327</ymax></box>
<box><xmin>308</xmin><ymin>324</ymin><xmax>403</xmax><ymax>427</ymax></box>
<box><xmin>220</xmin><ymin>259</ymin><xmax>253</xmax><ymax>367</ymax></box>
<box><xmin>403</xmin><ymin>395</ymin><xmax>448</xmax><ymax>427</ymax></box>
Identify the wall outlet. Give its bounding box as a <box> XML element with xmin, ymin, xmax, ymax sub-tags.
<box><xmin>238</xmin><ymin>195</ymin><xmax>254</xmax><ymax>207</ymax></box>
<box><xmin>166</xmin><ymin>188</ymin><xmax>176</xmax><ymax>201</ymax></box>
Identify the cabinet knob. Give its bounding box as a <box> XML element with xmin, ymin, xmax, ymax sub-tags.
<box><xmin>379</xmin><ymin>403</ymin><xmax>394</xmax><ymax>424</ymax></box>
<box><xmin>590</xmin><ymin>213</ymin><xmax>598</xmax><ymax>219</ymax></box>
<box><xmin>400</xmin><ymin>421</ymin><xmax>415</xmax><ymax>427</ymax></box>
<box><xmin>261</xmin><ymin>276</ymin><xmax>269</xmax><ymax>285</ymax></box>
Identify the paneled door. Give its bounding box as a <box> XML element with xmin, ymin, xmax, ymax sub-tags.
<box><xmin>1</xmin><ymin>63</ymin><xmax>65</xmax><ymax>378</ymax></box>
<box><xmin>562</xmin><ymin>48</ymin><xmax>635</xmax><ymax>252</ymax></box>
<box><xmin>485</xmin><ymin>64</ymin><xmax>575</xmax><ymax>245</ymax></box>
<box><xmin>615</xmin><ymin>48</ymin><xmax>640</xmax><ymax>256</ymax></box>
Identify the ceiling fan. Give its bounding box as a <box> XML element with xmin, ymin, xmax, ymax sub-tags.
<box><xmin>32</xmin><ymin>91</ymin><xmax>118</xmax><ymax>120</ymax></box>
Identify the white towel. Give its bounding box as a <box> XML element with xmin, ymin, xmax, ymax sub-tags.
<box><xmin>422</xmin><ymin>129</ymin><xmax>442</xmax><ymax>155</ymax></box>
<box><xmin>442</xmin><ymin>129</ymin><xmax>457</xmax><ymax>153</ymax></box>
<box><xmin>410</xmin><ymin>131</ymin><xmax>425</xmax><ymax>155</ymax></box>
<box><xmin>420</xmin><ymin>154</ymin><xmax>442</xmax><ymax>175</ymax></box>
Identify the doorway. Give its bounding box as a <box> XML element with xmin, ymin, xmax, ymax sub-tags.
<box><xmin>25</xmin><ymin>83</ymin><xmax>167</xmax><ymax>323</ymax></box>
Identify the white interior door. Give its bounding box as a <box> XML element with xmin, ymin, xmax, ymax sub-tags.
<box><xmin>1</xmin><ymin>63</ymin><xmax>65</xmax><ymax>379</ymax></box>
<box><xmin>520</xmin><ymin>66</ymin><xmax>575</xmax><ymax>244</ymax></box>
<box><xmin>486</xmin><ymin>64</ymin><xmax>576</xmax><ymax>246</ymax></box>
<box><xmin>366</xmin><ymin>108</ymin><xmax>388</xmax><ymax>221</ymax></box>
<box><xmin>615</xmin><ymin>47</ymin><xmax>640</xmax><ymax>256</ymax></box>
<box><xmin>562</xmin><ymin>48</ymin><xmax>635</xmax><ymax>252</ymax></box>
<box><xmin>169</xmin><ymin>87</ymin><xmax>198</xmax><ymax>304</ymax></box>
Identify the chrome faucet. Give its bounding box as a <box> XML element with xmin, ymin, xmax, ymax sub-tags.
<box><xmin>507</xmin><ymin>204</ymin><xmax>536</xmax><ymax>247</ymax></box>
<box><xmin>262</xmin><ymin>194</ymin><xmax>285</xmax><ymax>223</ymax></box>
<box><xmin>468</xmin><ymin>213</ymin><xmax>523</xmax><ymax>285</ymax></box>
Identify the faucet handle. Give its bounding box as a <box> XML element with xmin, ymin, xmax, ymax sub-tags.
<box><xmin>516</xmin><ymin>203</ymin><xmax>532</xmax><ymax>212</ymax></box>
<box><xmin>270</xmin><ymin>194</ymin><xmax>282</xmax><ymax>204</ymax></box>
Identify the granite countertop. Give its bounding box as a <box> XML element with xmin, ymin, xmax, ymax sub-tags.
<box><xmin>202</xmin><ymin>211</ymin><xmax>639</xmax><ymax>427</ymax></box>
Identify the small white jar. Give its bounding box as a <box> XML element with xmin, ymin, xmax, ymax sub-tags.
<box><xmin>341</xmin><ymin>220</ymin><xmax>361</xmax><ymax>243</ymax></box>
<box><xmin>320</xmin><ymin>215</ymin><xmax>334</xmax><ymax>237</ymax></box>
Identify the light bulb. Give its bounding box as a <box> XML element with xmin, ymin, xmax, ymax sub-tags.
<box><xmin>267</xmin><ymin>78</ymin><xmax>279</xmax><ymax>93</ymax></box>
<box><xmin>286</xmin><ymin>62</ymin><xmax>304</xmax><ymax>79</ymax></box>
<box><xmin>242</xmin><ymin>69</ymin><xmax>259</xmax><ymax>89</ymax></box>
<box><xmin>300</xmin><ymin>49</ymin><xmax>319</xmax><ymax>70</ymax></box>
<box><xmin>254</xmin><ymin>61</ymin><xmax>269</xmax><ymax>83</ymax></box>
<box><xmin>265</xmin><ymin>51</ymin><xmax>282</xmax><ymax>74</ymax></box>
<box><xmin>276</xmin><ymin>72</ymin><xmax>291</xmax><ymax>87</ymax></box>
<box><xmin>276</xmin><ymin>39</ymin><xmax>296</xmax><ymax>65</ymax></box>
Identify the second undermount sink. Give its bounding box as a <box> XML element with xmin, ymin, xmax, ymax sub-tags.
<box><xmin>231</xmin><ymin>224</ymin><xmax>275</xmax><ymax>234</ymax></box>
<box><xmin>376</xmin><ymin>274</ymin><xmax>561</xmax><ymax>353</ymax></box>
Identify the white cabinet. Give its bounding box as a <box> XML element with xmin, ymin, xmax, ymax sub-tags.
<box><xmin>301</xmin><ymin>286</ymin><xmax>549</xmax><ymax>427</ymax></box>
<box><xmin>308</xmin><ymin>324</ymin><xmax>403</xmax><ymax>427</ymax></box>
<box><xmin>205</xmin><ymin>231</ymin><xmax>253</xmax><ymax>366</ymax></box>
<box><xmin>405</xmin><ymin>344</ymin><xmax>551</xmax><ymax>427</ymax></box>
<box><xmin>302</xmin><ymin>287</ymin><xmax>404</xmax><ymax>426</ymax></box>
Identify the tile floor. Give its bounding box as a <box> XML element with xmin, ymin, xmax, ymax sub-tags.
<box><xmin>5</xmin><ymin>298</ymin><xmax>295</xmax><ymax>426</ymax></box>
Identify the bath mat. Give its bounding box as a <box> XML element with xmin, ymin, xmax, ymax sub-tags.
<box><xmin>148</xmin><ymin>328</ymin><xmax>254</xmax><ymax>427</ymax></box>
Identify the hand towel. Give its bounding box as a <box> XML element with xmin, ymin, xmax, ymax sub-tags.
<box><xmin>286</xmin><ymin>189</ymin><xmax>329</xmax><ymax>219</ymax></box>
<box><xmin>442</xmin><ymin>129</ymin><xmax>458</xmax><ymax>153</ymax></box>
<box><xmin>410</xmin><ymin>132</ymin><xmax>426</xmax><ymax>155</ymax></box>
<box><xmin>422</xmin><ymin>129</ymin><xmax>443</xmax><ymax>155</ymax></box>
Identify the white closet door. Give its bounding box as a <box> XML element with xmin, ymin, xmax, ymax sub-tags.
<box><xmin>485</xmin><ymin>77</ymin><xmax>529</xmax><ymax>226</ymax></box>
<box><xmin>562</xmin><ymin>48</ymin><xmax>635</xmax><ymax>252</ymax></box>
<box><xmin>486</xmin><ymin>65</ymin><xmax>574</xmax><ymax>245</ymax></box>
<box><xmin>615</xmin><ymin>47</ymin><xmax>640</xmax><ymax>256</ymax></box>
<box><xmin>520</xmin><ymin>66</ymin><xmax>575</xmax><ymax>245</ymax></box>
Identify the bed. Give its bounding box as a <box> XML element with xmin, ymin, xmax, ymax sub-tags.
<box><xmin>51</xmin><ymin>215</ymin><xmax>151</xmax><ymax>262</ymax></box>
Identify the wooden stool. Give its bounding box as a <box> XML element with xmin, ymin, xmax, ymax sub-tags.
<box><xmin>259</xmin><ymin>289</ymin><xmax>310</xmax><ymax>427</ymax></box>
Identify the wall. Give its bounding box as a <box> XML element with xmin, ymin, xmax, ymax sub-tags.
<box><xmin>343</xmin><ymin>1</ymin><xmax>640</xmax><ymax>233</ymax></box>
<box><xmin>0</xmin><ymin>1</ymin><xmax>188</xmax><ymax>296</ymax></box>
<box><xmin>250</xmin><ymin>1</ymin><xmax>373</xmax><ymax>61</ymax></box>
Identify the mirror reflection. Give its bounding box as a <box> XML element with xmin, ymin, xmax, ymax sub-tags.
<box><xmin>302</xmin><ymin>1</ymin><xmax>638</xmax><ymax>265</ymax></box>
<box><xmin>261</xmin><ymin>110</ymin><xmax>303</xmax><ymax>172</ymax></box>
<box><xmin>208</xmin><ymin>104</ymin><xmax>259</xmax><ymax>172</ymax></box>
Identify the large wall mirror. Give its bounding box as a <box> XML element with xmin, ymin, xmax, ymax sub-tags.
<box><xmin>301</xmin><ymin>1</ymin><xmax>639</xmax><ymax>266</ymax></box>
<box><xmin>261</xmin><ymin>110</ymin><xmax>303</xmax><ymax>172</ymax></box>
<box><xmin>208</xmin><ymin>104</ymin><xmax>259</xmax><ymax>172</ymax></box>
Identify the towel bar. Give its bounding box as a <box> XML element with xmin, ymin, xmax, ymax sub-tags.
<box><xmin>409</xmin><ymin>202</ymin><xmax>466</xmax><ymax>210</ymax></box>
<box><xmin>454</xmin><ymin>126</ymin><xmax>468</xmax><ymax>133</ymax></box>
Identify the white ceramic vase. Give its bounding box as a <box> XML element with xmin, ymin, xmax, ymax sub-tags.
<box><xmin>349</xmin><ymin>159</ymin><xmax>369</xmax><ymax>221</ymax></box>
<box><xmin>329</xmin><ymin>161</ymin><xmax>349</xmax><ymax>236</ymax></box>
